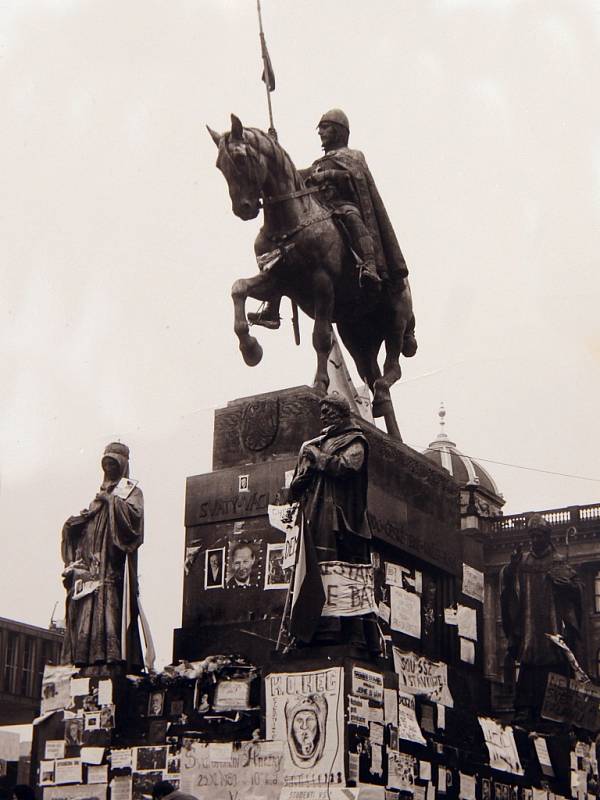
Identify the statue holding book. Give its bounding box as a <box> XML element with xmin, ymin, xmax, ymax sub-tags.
<box><xmin>60</xmin><ymin>442</ymin><xmax>145</xmax><ymax>671</ymax></box>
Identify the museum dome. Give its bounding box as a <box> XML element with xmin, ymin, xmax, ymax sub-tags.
<box><xmin>422</xmin><ymin>404</ymin><xmax>502</xmax><ymax>500</ymax></box>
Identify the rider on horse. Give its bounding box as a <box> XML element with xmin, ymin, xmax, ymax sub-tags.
<box><xmin>248</xmin><ymin>108</ymin><xmax>410</xmax><ymax>329</ymax></box>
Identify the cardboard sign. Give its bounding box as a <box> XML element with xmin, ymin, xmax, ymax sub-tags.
<box><xmin>320</xmin><ymin>562</ymin><xmax>376</xmax><ymax>617</ymax></box>
<box><xmin>265</xmin><ymin>668</ymin><xmax>345</xmax><ymax>785</ymax></box>
<box><xmin>393</xmin><ymin>648</ymin><xmax>453</xmax><ymax>707</ymax></box>
<box><xmin>541</xmin><ymin>673</ymin><xmax>600</xmax><ymax>730</ymax></box>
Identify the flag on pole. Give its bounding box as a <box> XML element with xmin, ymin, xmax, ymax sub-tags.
<box><xmin>289</xmin><ymin>516</ymin><xmax>325</xmax><ymax>643</ymax></box>
<box><xmin>260</xmin><ymin>32</ymin><xmax>276</xmax><ymax>92</ymax></box>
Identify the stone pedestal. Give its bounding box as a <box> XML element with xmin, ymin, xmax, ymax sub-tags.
<box><xmin>173</xmin><ymin>385</ymin><xmax>478</xmax><ymax>668</ymax></box>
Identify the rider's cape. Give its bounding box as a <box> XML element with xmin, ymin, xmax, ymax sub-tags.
<box><xmin>312</xmin><ymin>147</ymin><xmax>408</xmax><ymax>283</ymax></box>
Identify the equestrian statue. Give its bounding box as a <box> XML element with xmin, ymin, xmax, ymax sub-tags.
<box><xmin>207</xmin><ymin>109</ymin><xmax>417</xmax><ymax>440</ymax></box>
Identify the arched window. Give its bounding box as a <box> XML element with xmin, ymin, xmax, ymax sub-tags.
<box><xmin>595</xmin><ymin>572</ymin><xmax>600</xmax><ymax>613</ymax></box>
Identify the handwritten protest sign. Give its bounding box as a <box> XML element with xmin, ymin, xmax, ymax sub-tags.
<box><xmin>478</xmin><ymin>717</ymin><xmax>523</xmax><ymax>774</ymax></box>
<box><xmin>393</xmin><ymin>648</ymin><xmax>453</xmax><ymax>707</ymax></box>
<box><xmin>320</xmin><ymin>562</ymin><xmax>376</xmax><ymax>617</ymax></box>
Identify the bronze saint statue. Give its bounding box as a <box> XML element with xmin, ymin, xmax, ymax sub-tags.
<box><xmin>208</xmin><ymin>112</ymin><xmax>417</xmax><ymax>439</ymax></box>
<box><xmin>249</xmin><ymin>108</ymin><xmax>408</xmax><ymax>329</ymax></box>
<box><xmin>500</xmin><ymin>513</ymin><xmax>582</xmax><ymax>722</ymax></box>
<box><xmin>287</xmin><ymin>394</ymin><xmax>378</xmax><ymax>652</ymax></box>
<box><xmin>61</xmin><ymin>442</ymin><xmax>144</xmax><ymax>671</ymax></box>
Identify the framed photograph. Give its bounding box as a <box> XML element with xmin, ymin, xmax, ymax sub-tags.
<box><xmin>193</xmin><ymin>680</ymin><xmax>211</xmax><ymax>714</ymax></box>
<box><xmin>226</xmin><ymin>540</ymin><xmax>260</xmax><ymax>589</ymax></box>
<box><xmin>132</xmin><ymin>770</ymin><xmax>163</xmax><ymax>800</ymax></box>
<box><xmin>482</xmin><ymin>778</ymin><xmax>491</xmax><ymax>800</ymax></box>
<box><xmin>204</xmin><ymin>547</ymin><xmax>225</xmax><ymax>589</ymax></box>
<box><xmin>134</xmin><ymin>746</ymin><xmax>168</xmax><ymax>772</ymax></box>
<box><xmin>84</xmin><ymin>712</ymin><xmax>100</xmax><ymax>732</ymax></box>
<box><xmin>40</xmin><ymin>760</ymin><xmax>55</xmax><ymax>786</ymax></box>
<box><xmin>213</xmin><ymin>678</ymin><xmax>250</xmax><ymax>712</ymax></box>
<box><xmin>100</xmin><ymin>705</ymin><xmax>115</xmax><ymax>730</ymax></box>
<box><xmin>264</xmin><ymin>542</ymin><xmax>290</xmax><ymax>590</ymax></box>
<box><xmin>238</xmin><ymin>474</ymin><xmax>249</xmax><ymax>492</ymax></box>
<box><xmin>64</xmin><ymin>717</ymin><xmax>83</xmax><ymax>746</ymax></box>
<box><xmin>147</xmin><ymin>691</ymin><xmax>164</xmax><ymax>718</ymax></box>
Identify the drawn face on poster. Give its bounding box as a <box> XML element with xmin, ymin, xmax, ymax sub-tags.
<box><xmin>265</xmin><ymin>543</ymin><xmax>290</xmax><ymax>590</ymax></box>
<box><xmin>285</xmin><ymin>695</ymin><xmax>327</xmax><ymax>767</ymax></box>
<box><xmin>64</xmin><ymin>717</ymin><xmax>83</xmax><ymax>746</ymax></box>
<box><xmin>205</xmin><ymin>548</ymin><xmax>225</xmax><ymax>589</ymax></box>
<box><xmin>226</xmin><ymin>541</ymin><xmax>260</xmax><ymax>588</ymax></box>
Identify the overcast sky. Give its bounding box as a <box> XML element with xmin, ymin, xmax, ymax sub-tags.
<box><xmin>1</xmin><ymin>0</ymin><xmax>599</xmax><ymax>669</ymax></box>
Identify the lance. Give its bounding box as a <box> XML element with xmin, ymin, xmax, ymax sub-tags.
<box><xmin>257</xmin><ymin>0</ymin><xmax>277</xmax><ymax>139</ymax></box>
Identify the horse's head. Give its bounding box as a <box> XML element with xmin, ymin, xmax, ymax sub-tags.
<box><xmin>208</xmin><ymin>114</ymin><xmax>266</xmax><ymax>221</ymax></box>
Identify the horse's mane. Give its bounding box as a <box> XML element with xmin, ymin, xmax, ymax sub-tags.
<box><xmin>244</xmin><ymin>128</ymin><xmax>305</xmax><ymax>194</ymax></box>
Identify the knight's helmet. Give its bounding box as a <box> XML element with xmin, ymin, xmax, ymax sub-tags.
<box><xmin>317</xmin><ymin>108</ymin><xmax>350</xmax><ymax>132</ymax></box>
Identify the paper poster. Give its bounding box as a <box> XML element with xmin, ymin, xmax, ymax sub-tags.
<box><xmin>390</xmin><ymin>586</ymin><xmax>421</xmax><ymax>638</ymax></box>
<box><xmin>0</xmin><ymin>732</ymin><xmax>19</xmax><ymax>762</ymax></box>
<box><xmin>397</xmin><ymin>691</ymin><xmax>426</xmax><ymax>745</ymax></box>
<box><xmin>370</xmin><ymin>721</ymin><xmax>384</xmax><ymax>745</ymax></box>
<box><xmin>387</xmin><ymin>750</ymin><xmax>416</xmax><ymax>791</ymax></box>
<box><xmin>213</xmin><ymin>678</ymin><xmax>250</xmax><ymax>711</ymax></box>
<box><xmin>268</xmin><ymin>503</ymin><xmax>299</xmax><ymax>539</ymax></box>
<box><xmin>352</xmin><ymin>666</ymin><xmax>384</xmax><ymax>703</ymax></box>
<box><xmin>369</xmin><ymin>706</ymin><xmax>384</xmax><ymax>723</ymax></box>
<box><xmin>478</xmin><ymin>717</ymin><xmax>524</xmax><ymax>774</ymax></box>
<box><xmin>393</xmin><ymin>648</ymin><xmax>454</xmax><ymax>707</ymax></box>
<box><xmin>460</xmin><ymin>638</ymin><xmax>475</xmax><ymax>664</ymax></box>
<box><xmin>427</xmin><ymin>783</ymin><xmax>436</xmax><ymax>800</ymax></box>
<box><xmin>40</xmin><ymin>761</ymin><xmax>56</xmax><ymax>786</ymax></box>
<box><xmin>462</xmin><ymin>564</ymin><xmax>484</xmax><ymax>603</ymax></box>
<box><xmin>81</xmin><ymin>748</ymin><xmax>105</xmax><ymax>765</ymax></box>
<box><xmin>98</xmin><ymin>680</ymin><xmax>113</xmax><ymax>707</ymax></box>
<box><xmin>384</xmin><ymin>688</ymin><xmax>398</xmax><ymax>728</ymax></box>
<box><xmin>265</xmin><ymin>667</ymin><xmax>345</xmax><ymax>785</ymax></box>
<box><xmin>64</xmin><ymin>718</ymin><xmax>83</xmax><ymax>746</ymax></box>
<box><xmin>459</xmin><ymin>774</ymin><xmax>476</xmax><ymax>800</ymax></box>
<box><xmin>438</xmin><ymin>767</ymin><xmax>447</xmax><ymax>793</ymax></box>
<box><xmin>415</xmin><ymin>788</ymin><xmax>426</xmax><ymax>800</ymax></box>
<box><xmin>385</xmin><ymin>562</ymin><xmax>410</xmax><ymax>587</ymax></box>
<box><xmin>111</xmin><ymin>777</ymin><xmax>132</xmax><ymax>800</ymax></box>
<box><xmin>110</xmin><ymin>749</ymin><xmax>132</xmax><ymax>769</ymax></box>
<box><xmin>348</xmin><ymin>696</ymin><xmax>369</xmax><ymax>727</ymax></box>
<box><xmin>371</xmin><ymin>744</ymin><xmax>383</xmax><ymax>777</ymax></box>
<box><xmin>436</xmin><ymin>704</ymin><xmax>446</xmax><ymax>728</ymax></box>
<box><xmin>348</xmin><ymin>752</ymin><xmax>359</xmax><ymax>784</ymax></box>
<box><xmin>444</xmin><ymin>608</ymin><xmax>457</xmax><ymax>626</ymax></box>
<box><xmin>457</xmin><ymin>605</ymin><xmax>477</xmax><ymax>641</ymax></box>
<box><xmin>181</xmin><ymin>740</ymin><xmax>284</xmax><ymax>800</ymax></box>
<box><xmin>378</xmin><ymin>602</ymin><xmax>391</xmax><ymax>624</ymax></box>
<box><xmin>41</xmin><ymin>665</ymin><xmax>77</xmax><ymax>714</ymax></box>
<box><xmin>533</xmin><ymin>789</ymin><xmax>548</xmax><ymax>800</ymax></box>
<box><xmin>208</xmin><ymin>742</ymin><xmax>232</xmax><ymax>760</ymax></box>
<box><xmin>45</xmin><ymin>741</ymin><xmax>65</xmax><ymax>761</ymax></box>
<box><xmin>44</xmin><ymin>786</ymin><xmax>107</xmax><ymax>800</ymax></box>
<box><xmin>320</xmin><ymin>562</ymin><xmax>377</xmax><ymax>617</ymax></box>
<box><xmin>534</xmin><ymin>737</ymin><xmax>554</xmax><ymax>776</ymax></box>
<box><xmin>88</xmin><ymin>765</ymin><xmax>108</xmax><ymax>784</ymax></box>
<box><xmin>419</xmin><ymin>761</ymin><xmax>432</xmax><ymax>780</ymax></box>
<box><xmin>70</xmin><ymin>678</ymin><xmax>90</xmax><ymax>698</ymax></box>
<box><xmin>54</xmin><ymin>759</ymin><xmax>83</xmax><ymax>784</ymax></box>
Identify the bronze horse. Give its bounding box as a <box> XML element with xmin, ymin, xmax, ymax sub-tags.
<box><xmin>208</xmin><ymin>114</ymin><xmax>416</xmax><ymax>439</ymax></box>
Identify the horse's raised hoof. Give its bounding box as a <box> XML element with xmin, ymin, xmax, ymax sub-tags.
<box><xmin>240</xmin><ymin>338</ymin><xmax>263</xmax><ymax>367</ymax></box>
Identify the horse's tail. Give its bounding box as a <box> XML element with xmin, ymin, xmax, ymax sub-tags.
<box><xmin>402</xmin><ymin>313</ymin><xmax>418</xmax><ymax>357</ymax></box>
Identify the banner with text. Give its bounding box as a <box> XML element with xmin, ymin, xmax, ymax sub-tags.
<box><xmin>320</xmin><ymin>562</ymin><xmax>376</xmax><ymax>617</ymax></box>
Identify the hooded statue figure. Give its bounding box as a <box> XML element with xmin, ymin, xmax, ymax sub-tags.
<box><xmin>285</xmin><ymin>693</ymin><xmax>328</xmax><ymax>769</ymax></box>
<box><xmin>60</xmin><ymin>442</ymin><xmax>144</xmax><ymax>671</ymax></box>
<box><xmin>500</xmin><ymin>513</ymin><xmax>582</xmax><ymax>720</ymax></box>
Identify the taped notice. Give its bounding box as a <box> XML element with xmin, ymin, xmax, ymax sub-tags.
<box><xmin>348</xmin><ymin>695</ymin><xmax>369</xmax><ymax>727</ymax></box>
<box><xmin>384</xmin><ymin>688</ymin><xmax>398</xmax><ymax>728</ymax></box>
<box><xmin>387</xmin><ymin>750</ymin><xmax>416</xmax><ymax>791</ymax></box>
<box><xmin>462</xmin><ymin>564</ymin><xmax>484</xmax><ymax>603</ymax></box>
<box><xmin>397</xmin><ymin>691</ymin><xmax>426</xmax><ymax>745</ymax></box>
<box><xmin>460</xmin><ymin>638</ymin><xmax>475</xmax><ymax>664</ymax></box>
<box><xmin>352</xmin><ymin>666</ymin><xmax>384</xmax><ymax>703</ymax></box>
<box><xmin>457</xmin><ymin>605</ymin><xmax>477</xmax><ymax>641</ymax></box>
<box><xmin>459</xmin><ymin>773</ymin><xmax>476</xmax><ymax>800</ymax></box>
<box><xmin>390</xmin><ymin>586</ymin><xmax>421</xmax><ymax>638</ymax></box>
<box><xmin>393</xmin><ymin>647</ymin><xmax>453</xmax><ymax>707</ymax></box>
<box><xmin>268</xmin><ymin>504</ymin><xmax>299</xmax><ymax>571</ymax></box>
<box><xmin>478</xmin><ymin>717</ymin><xmax>523</xmax><ymax>774</ymax></box>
